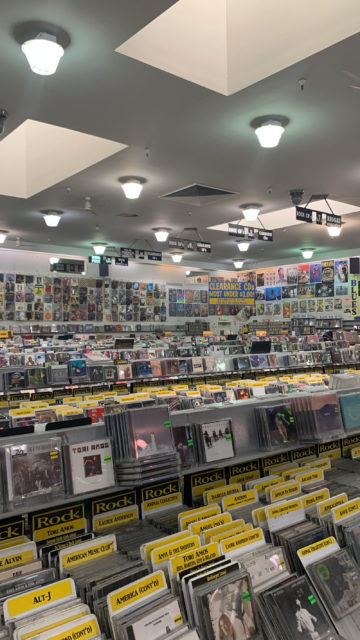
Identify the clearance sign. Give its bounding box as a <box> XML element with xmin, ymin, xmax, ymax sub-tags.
<box><xmin>209</xmin><ymin>281</ymin><xmax>256</xmax><ymax>306</ymax></box>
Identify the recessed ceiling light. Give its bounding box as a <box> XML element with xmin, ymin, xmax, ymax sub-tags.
<box><xmin>119</xmin><ymin>178</ymin><xmax>144</xmax><ymax>199</ymax></box>
<box><xmin>237</xmin><ymin>241</ymin><xmax>250</xmax><ymax>252</ymax></box>
<box><xmin>327</xmin><ymin>225</ymin><xmax>342</xmax><ymax>237</ymax></box>
<box><xmin>301</xmin><ymin>248</ymin><xmax>314</xmax><ymax>260</ymax></box>
<box><xmin>92</xmin><ymin>242</ymin><xmax>107</xmax><ymax>255</ymax></box>
<box><xmin>233</xmin><ymin>259</ymin><xmax>244</xmax><ymax>269</ymax></box>
<box><xmin>21</xmin><ymin>32</ymin><xmax>64</xmax><ymax>76</ymax></box>
<box><xmin>251</xmin><ymin>115</ymin><xmax>289</xmax><ymax>148</ymax></box>
<box><xmin>0</xmin><ymin>231</ymin><xmax>8</xmax><ymax>244</ymax></box>
<box><xmin>241</xmin><ymin>204</ymin><xmax>261</xmax><ymax>222</ymax></box>
<box><xmin>41</xmin><ymin>210</ymin><xmax>63</xmax><ymax>227</ymax></box>
<box><xmin>152</xmin><ymin>227</ymin><xmax>172</xmax><ymax>242</ymax></box>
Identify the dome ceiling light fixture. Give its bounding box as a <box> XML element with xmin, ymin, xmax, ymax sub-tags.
<box><xmin>327</xmin><ymin>224</ymin><xmax>342</xmax><ymax>237</ymax></box>
<box><xmin>301</xmin><ymin>248</ymin><xmax>314</xmax><ymax>260</ymax></box>
<box><xmin>152</xmin><ymin>227</ymin><xmax>172</xmax><ymax>242</ymax></box>
<box><xmin>170</xmin><ymin>250</ymin><xmax>184</xmax><ymax>263</ymax></box>
<box><xmin>21</xmin><ymin>32</ymin><xmax>64</xmax><ymax>75</ymax></box>
<box><xmin>237</xmin><ymin>241</ymin><xmax>250</xmax><ymax>252</ymax></box>
<box><xmin>118</xmin><ymin>177</ymin><xmax>146</xmax><ymax>200</ymax></box>
<box><xmin>92</xmin><ymin>242</ymin><xmax>107</xmax><ymax>255</ymax></box>
<box><xmin>250</xmin><ymin>115</ymin><xmax>290</xmax><ymax>148</ymax></box>
<box><xmin>41</xmin><ymin>209</ymin><xmax>63</xmax><ymax>227</ymax></box>
<box><xmin>0</xmin><ymin>231</ymin><xmax>8</xmax><ymax>244</ymax></box>
<box><xmin>240</xmin><ymin>203</ymin><xmax>262</xmax><ymax>222</ymax></box>
<box><xmin>233</xmin><ymin>259</ymin><xmax>244</xmax><ymax>269</ymax></box>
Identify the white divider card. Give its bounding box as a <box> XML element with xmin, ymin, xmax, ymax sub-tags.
<box><xmin>151</xmin><ymin>535</ymin><xmax>200</xmax><ymax>572</ymax></box>
<box><xmin>59</xmin><ymin>534</ymin><xmax>117</xmax><ymax>577</ymax></box>
<box><xmin>4</xmin><ymin>578</ymin><xmax>77</xmax><ymax>622</ymax></box>
<box><xmin>316</xmin><ymin>493</ymin><xmax>348</xmax><ymax>517</ymax></box>
<box><xmin>35</xmin><ymin>615</ymin><xmax>100</xmax><ymax>640</ymax></box>
<box><xmin>220</xmin><ymin>527</ymin><xmax>265</xmax><ymax>559</ymax></box>
<box><xmin>294</xmin><ymin>469</ymin><xmax>324</xmax><ymax>486</ymax></box>
<box><xmin>221</xmin><ymin>489</ymin><xmax>258</xmax><ymax>512</ymax></box>
<box><xmin>265</xmin><ymin>498</ymin><xmax>305</xmax><ymax>533</ymax></box>
<box><xmin>204</xmin><ymin>483</ymin><xmax>241</xmax><ymax>505</ymax></box>
<box><xmin>210</xmin><ymin>523</ymin><xmax>253</xmax><ymax>545</ymax></box>
<box><xmin>297</xmin><ymin>536</ymin><xmax>340</xmax><ymax>568</ymax></box>
<box><xmin>189</xmin><ymin>512</ymin><xmax>232</xmax><ymax>537</ymax></box>
<box><xmin>141</xmin><ymin>531</ymin><xmax>191</xmax><ymax>567</ymax></box>
<box><xmin>93</xmin><ymin>505</ymin><xmax>139</xmax><ymax>533</ymax></box>
<box><xmin>178</xmin><ymin>504</ymin><xmax>221</xmax><ymax>531</ymax></box>
<box><xmin>331</xmin><ymin>497</ymin><xmax>360</xmax><ymax>525</ymax></box>
<box><xmin>107</xmin><ymin>570</ymin><xmax>168</xmax><ymax>619</ymax></box>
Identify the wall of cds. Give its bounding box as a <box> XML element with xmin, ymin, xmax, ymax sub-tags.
<box><xmin>168</xmin><ymin>288</ymin><xmax>209</xmax><ymax>318</ymax></box>
<box><xmin>0</xmin><ymin>274</ymin><xmax>167</xmax><ymax>323</ymax></box>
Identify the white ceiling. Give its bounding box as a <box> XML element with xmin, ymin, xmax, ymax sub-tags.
<box><xmin>117</xmin><ymin>0</ymin><xmax>360</xmax><ymax>95</ymax></box>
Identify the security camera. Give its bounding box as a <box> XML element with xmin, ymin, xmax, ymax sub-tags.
<box><xmin>0</xmin><ymin>109</ymin><xmax>8</xmax><ymax>135</ymax></box>
<box><xmin>289</xmin><ymin>189</ymin><xmax>304</xmax><ymax>206</ymax></box>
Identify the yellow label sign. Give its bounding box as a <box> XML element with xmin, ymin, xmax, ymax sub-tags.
<box><xmin>283</xmin><ymin>467</ymin><xmax>310</xmax><ymax>481</ymax></box>
<box><xmin>205</xmin><ymin>484</ymin><xmax>241</xmax><ymax>505</ymax></box>
<box><xmin>294</xmin><ymin>469</ymin><xmax>324</xmax><ymax>485</ymax></box>
<box><xmin>229</xmin><ymin>470</ymin><xmax>260</xmax><ymax>485</ymax></box>
<box><xmin>189</xmin><ymin>513</ymin><xmax>232</xmax><ymax>537</ymax></box>
<box><xmin>4</xmin><ymin>578</ymin><xmax>75</xmax><ymax>621</ymax></box>
<box><xmin>270</xmin><ymin>462</ymin><xmax>298</xmax><ymax>476</ymax></box>
<box><xmin>143</xmin><ymin>532</ymin><xmax>190</xmax><ymax>565</ymax></box>
<box><xmin>152</xmin><ymin>535</ymin><xmax>200</xmax><ymax>565</ymax></box>
<box><xmin>0</xmin><ymin>548</ymin><xmax>35</xmax><ymax>571</ymax></box>
<box><xmin>108</xmin><ymin>571</ymin><xmax>166</xmax><ymax>615</ymax></box>
<box><xmin>332</xmin><ymin>497</ymin><xmax>360</xmax><ymax>522</ymax></box>
<box><xmin>269</xmin><ymin>481</ymin><xmax>301</xmax><ymax>503</ymax></box>
<box><xmin>192</xmin><ymin>479</ymin><xmax>226</xmax><ymax>499</ymax></box>
<box><xmin>32</xmin><ymin>505</ymin><xmax>86</xmax><ymax>543</ymax></box>
<box><xmin>9</xmin><ymin>409</ymin><xmax>35</xmax><ymax>417</ymax></box>
<box><xmin>202</xmin><ymin>519</ymin><xmax>245</xmax><ymax>545</ymax></box>
<box><xmin>211</xmin><ymin>523</ymin><xmax>253</xmax><ymax>545</ymax></box>
<box><xmin>250</xmin><ymin>477</ymin><xmax>281</xmax><ymax>494</ymax></box>
<box><xmin>142</xmin><ymin>492</ymin><xmax>182</xmax><ymax>513</ymax></box>
<box><xmin>266</xmin><ymin>498</ymin><xmax>302</xmax><ymax>520</ymax></box>
<box><xmin>93</xmin><ymin>506</ymin><xmax>138</xmax><ymax>532</ymax></box>
<box><xmin>45</xmin><ymin>617</ymin><xmax>100</xmax><ymax>640</ymax></box>
<box><xmin>317</xmin><ymin>493</ymin><xmax>348</xmax><ymax>516</ymax></box>
<box><xmin>298</xmin><ymin>536</ymin><xmax>337</xmax><ymax>560</ymax></box>
<box><xmin>19</xmin><ymin>609</ymin><xmax>89</xmax><ymax>640</ymax></box>
<box><xmin>351</xmin><ymin>446</ymin><xmax>360</xmax><ymax>459</ymax></box>
<box><xmin>20</xmin><ymin>402</ymin><xmax>49</xmax><ymax>410</ymax></box>
<box><xmin>310</xmin><ymin>458</ymin><xmax>331</xmax><ymax>471</ymax></box>
<box><xmin>252</xmin><ymin>507</ymin><xmax>267</xmax><ymax>525</ymax></box>
<box><xmin>301</xmin><ymin>488</ymin><xmax>330</xmax><ymax>510</ymax></box>
<box><xmin>179</xmin><ymin>505</ymin><xmax>221</xmax><ymax>531</ymax></box>
<box><xmin>319</xmin><ymin>449</ymin><xmax>341</xmax><ymax>460</ymax></box>
<box><xmin>59</xmin><ymin>536</ymin><xmax>116</xmax><ymax>573</ymax></box>
<box><xmin>220</xmin><ymin>527</ymin><xmax>264</xmax><ymax>555</ymax></box>
<box><xmin>222</xmin><ymin>490</ymin><xmax>258</xmax><ymax>511</ymax></box>
<box><xmin>170</xmin><ymin>542</ymin><xmax>220</xmax><ymax>575</ymax></box>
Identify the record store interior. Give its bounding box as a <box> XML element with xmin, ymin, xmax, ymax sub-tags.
<box><xmin>2</xmin><ymin>1</ymin><xmax>360</xmax><ymax>638</ymax></box>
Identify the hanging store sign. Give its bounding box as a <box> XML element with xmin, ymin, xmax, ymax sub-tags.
<box><xmin>114</xmin><ymin>257</ymin><xmax>129</xmax><ymax>266</ymax></box>
<box><xmin>295</xmin><ymin>206</ymin><xmax>342</xmax><ymax>227</ymax></box>
<box><xmin>169</xmin><ymin>238</ymin><xmax>212</xmax><ymax>253</ymax></box>
<box><xmin>120</xmin><ymin>248</ymin><xmax>136</xmax><ymax>259</ymax></box>
<box><xmin>296</xmin><ymin>207</ymin><xmax>313</xmax><ymax>223</ymax></box>
<box><xmin>147</xmin><ymin>251</ymin><xmax>162</xmax><ymax>262</ymax></box>
<box><xmin>228</xmin><ymin>224</ymin><xmax>272</xmax><ymax>241</ymax></box>
<box><xmin>208</xmin><ymin>281</ymin><xmax>256</xmax><ymax>306</ymax></box>
<box><xmin>88</xmin><ymin>256</ymin><xmax>112</xmax><ymax>264</ymax></box>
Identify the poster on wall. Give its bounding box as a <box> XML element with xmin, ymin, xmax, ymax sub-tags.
<box><xmin>297</xmin><ymin>264</ymin><xmax>310</xmax><ymax>284</ymax></box>
<box><xmin>265</xmin><ymin>287</ymin><xmax>281</xmax><ymax>301</ymax></box>
<box><xmin>321</xmin><ymin>260</ymin><xmax>334</xmax><ymax>282</ymax></box>
<box><xmin>310</xmin><ymin>263</ymin><xmax>322</xmax><ymax>283</ymax></box>
<box><xmin>334</xmin><ymin>259</ymin><xmax>349</xmax><ymax>283</ymax></box>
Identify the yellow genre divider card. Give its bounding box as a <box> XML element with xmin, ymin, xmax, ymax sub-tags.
<box><xmin>142</xmin><ymin>532</ymin><xmax>191</xmax><ymax>566</ymax></box>
<box><xmin>39</xmin><ymin>615</ymin><xmax>100</xmax><ymax>640</ymax></box>
<box><xmin>108</xmin><ymin>571</ymin><xmax>167</xmax><ymax>617</ymax></box>
<box><xmin>17</xmin><ymin>605</ymin><xmax>89</xmax><ymax>640</ymax></box>
<box><xmin>301</xmin><ymin>488</ymin><xmax>330</xmax><ymax>510</ymax></box>
<box><xmin>222</xmin><ymin>490</ymin><xmax>258</xmax><ymax>511</ymax></box>
<box><xmin>0</xmin><ymin>542</ymin><xmax>36</xmax><ymax>572</ymax></box>
<box><xmin>169</xmin><ymin>542</ymin><xmax>220</xmax><ymax>576</ymax></box>
<box><xmin>220</xmin><ymin>527</ymin><xmax>265</xmax><ymax>556</ymax></box>
<box><xmin>317</xmin><ymin>493</ymin><xmax>348</xmax><ymax>517</ymax></box>
<box><xmin>294</xmin><ymin>469</ymin><xmax>324</xmax><ymax>486</ymax></box>
<box><xmin>189</xmin><ymin>513</ymin><xmax>232</xmax><ymax>537</ymax></box>
<box><xmin>93</xmin><ymin>506</ymin><xmax>139</xmax><ymax>533</ymax></box>
<box><xmin>4</xmin><ymin>577</ymin><xmax>77</xmax><ymax>621</ymax></box>
<box><xmin>59</xmin><ymin>535</ymin><xmax>116</xmax><ymax>576</ymax></box>
<box><xmin>269</xmin><ymin>481</ymin><xmax>301</xmax><ymax>503</ymax></box>
<box><xmin>178</xmin><ymin>505</ymin><xmax>221</xmax><ymax>531</ymax></box>
<box><xmin>297</xmin><ymin>536</ymin><xmax>339</xmax><ymax>568</ymax></box>
<box><xmin>202</xmin><ymin>519</ymin><xmax>245</xmax><ymax>545</ymax></box>
<box><xmin>211</xmin><ymin>523</ymin><xmax>253</xmax><ymax>545</ymax></box>
<box><xmin>204</xmin><ymin>483</ymin><xmax>241</xmax><ymax>505</ymax></box>
<box><xmin>151</xmin><ymin>535</ymin><xmax>200</xmax><ymax>570</ymax></box>
<box><xmin>332</xmin><ymin>497</ymin><xmax>360</xmax><ymax>523</ymax></box>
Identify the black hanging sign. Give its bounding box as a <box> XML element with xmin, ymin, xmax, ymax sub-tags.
<box><xmin>196</xmin><ymin>242</ymin><xmax>211</xmax><ymax>253</ymax></box>
<box><xmin>120</xmin><ymin>248</ymin><xmax>136</xmax><ymax>259</ymax></box>
<box><xmin>258</xmin><ymin>229</ymin><xmax>273</xmax><ymax>242</ymax></box>
<box><xmin>186</xmin><ymin>241</ymin><xmax>195</xmax><ymax>251</ymax></box>
<box><xmin>137</xmin><ymin>250</ymin><xmax>145</xmax><ymax>260</ymax></box>
<box><xmin>169</xmin><ymin>238</ymin><xmax>185</xmax><ymax>250</ymax></box>
<box><xmin>88</xmin><ymin>256</ymin><xmax>112</xmax><ymax>264</ymax></box>
<box><xmin>296</xmin><ymin>206</ymin><xmax>313</xmax><ymax>223</ymax></box>
<box><xmin>228</xmin><ymin>224</ymin><xmax>245</xmax><ymax>238</ymax></box>
<box><xmin>114</xmin><ymin>257</ymin><xmax>128</xmax><ymax>266</ymax></box>
<box><xmin>147</xmin><ymin>251</ymin><xmax>162</xmax><ymax>262</ymax></box>
<box><xmin>316</xmin><ymin>211</ymin><xmax>323</xmax><ymax>225</ymax></box>
<box><xmin>247</xmin><ymin>228</ymin><xmax>255</xmax><ymax>240</ymax></box>
<box><xmin>326</xmin><ymin>213</ymin><xmax>341</xmax><ymax>227</ymax></box>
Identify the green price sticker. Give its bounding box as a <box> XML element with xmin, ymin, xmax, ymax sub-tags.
<box><xmin>187</xmin><ymin>439</ymin><xmax>194</xmax><ymax>446</ymax></box>
<box><xmin>242</xmin><ymin>592</ymin><xmax>251</xmax><ymax>602</ymax></box>
<box><xmin>164</xmin><ymin>420</ymin><xmax>173</xmax><ymax>427</ymax></box>
<box><xmin>308</xmin><ymin>594</ymin><xmax>317</xmax><ymax>605</ymax></box>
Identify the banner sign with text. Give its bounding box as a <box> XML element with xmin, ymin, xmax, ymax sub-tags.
<box><xmin>169</xmin><ymin>238</ymin><xmax>211</xmax><ymax>253</ymax></box>
<box><xmin>209</xmin><ymin>281</ymin><xmax>256</xmax><ymax>306</ymax></box>
<box><xmin>228</xmin><ymin>225</ymin><xmax>272</xmax><ymax>241</ymax></box>
<box><xmin>296</xmin><ymin>206</ymin><xmax>341</xmax><ymax>227</ymax></box>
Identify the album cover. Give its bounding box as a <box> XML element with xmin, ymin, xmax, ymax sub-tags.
<box><xmin>249</xmin><ymin>355</ymin><xmax>268</xmax><ymax>369</ymax></box>
<box><xmin>264</xmin><ymin>405</ymin><xmax>297</xmax><ymax>446</ymax></box>
<box><xmin>309</xmin><ymin>393</ymin><xmax>343</xmax><ymax>435</ymax></box>
<box><xmin>308</xmin><ymin>549</ymin><xmax>360</xmax><ymax>619</ymax></box>
<box><xmin>269</xmin><ymin>575</ymin><xmax>334</xmax><ymax>639</ymax></box>
<box><xmin>297</xmin><ymin>264</ymin><xmax>310</xmax><ymax>284</ymax></box>
<box><xmin>334</xmin><ymin>259</ymin><xmax>348</xmax><ymax>283</ymax></box>
<box><xmin>34</xmin><ymin>408</ymin><xmax>57</xmax><ymax>424</ymax></box>
<box><xmin>7</xmin><ymin>370</ymin><xmax>26</xmax><ymax>389</ymax></box>
<box><xmin>88</xmin><ymin>366</ymin><xmax>104</xmax><ymax>383</ymax></box>
<box><xmin>200</xmin><ymin>419</ymin><xmax>235</xmax><ymax>463</ymax></box>
<box><xmin>68</xmin><ymin>359</ymin><xmax>88</xmax><ymax>379</ymax></box>
<box><xmin>201</xmin><ymin>574</ymin><xmax>258</xmax><ymax>640</ymax></box>
<box><xmin>64</xmin><ymin>438</ymin><xmax>115</xmax><ymax>495</ymax></box>
<box><xmin>128</xmin><ymin>406</ymin><xmax>175</xmax><ymax>459</ymax></box>
<box><xmin>265</xmin><ymin>287</ymin><xmax>281</xmax><ymax>301</ymax></box>
<box><xmin>27</xmin><ymin>368</ymin><xmax>47</xmax><ymax>388</ymax></box>
<box><xmin>4</xmin><ymin>438</ymin><xmax>63</xmax><ymax>502</ymax></box>
<box><xmin>321</xmin><ymin>260</ymin><xmax>334</xmax><ymax>283</ymax></box>
<box><xmin>315</xmin><ymin>282</ymin><xmax>334</xmax><ymax>297</ymax></box>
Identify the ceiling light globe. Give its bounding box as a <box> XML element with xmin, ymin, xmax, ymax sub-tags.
<box><xmin>154</xmin><ymin>229</ymin><xmax>169</xmax><ymax>242</ymax></box>
<box><xmin>255</xmin><ymin>121</ymin><xmax>284</xmax><ymax>148</ymax></box>
<box><xmin>49</xmin><ymin>257</ymin><xmax>60</xmax><ymax>264</ymax></box>
<box><xmin>171</xmin><ymin>253</ymin><xmax>183</xmax><ymax>263</ymax></box>
<box><xmin>121</xmin><ymin>180</ymin><xmax>143</xmax><ymax>199</ymax></box>
<box><xmin>301</xmin><ymin>249</ymin><xmax>314</xmax><ymax>260</ymax></box>
<box><xmin>327</xmin><ymin>225</ymin><xmax>342</xmax><ymax>237</ymax></box>
<box><xmin>92</xmin><ymin>243</ymin><xmax>107</xmax><ymax>255</ymax></box>
<box><xmin>233</xmin><ymin>260</ymin><xmax>244</xmax><ymax>269</ymax></box>
<box><xmin>0</xmin><ymin>231</ymin><xmax>8</xmax><ymax>244</ymax></box>
<box><xmin>243</xmin><ymin>207</ymin><xmax>260</xmax><ymax>222</ymax></box>
<box><xmin>21</xmin><ymin>33</ymin><xmax>64</xmax><ymax>76</ymax></box>
<box><xmin>185</xmin><ymin>270</ymin><xmax>191</xmax><ymax>276</ymax></box>
<box><xmin>43</xmin><ymin>213</ymin><xmax>61</xmax><ymax>227</ymax></box>
<box><xmin>237</xmin><ymin>241</ymin><xmax>250</xmax><ymax>252</ymax></box>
